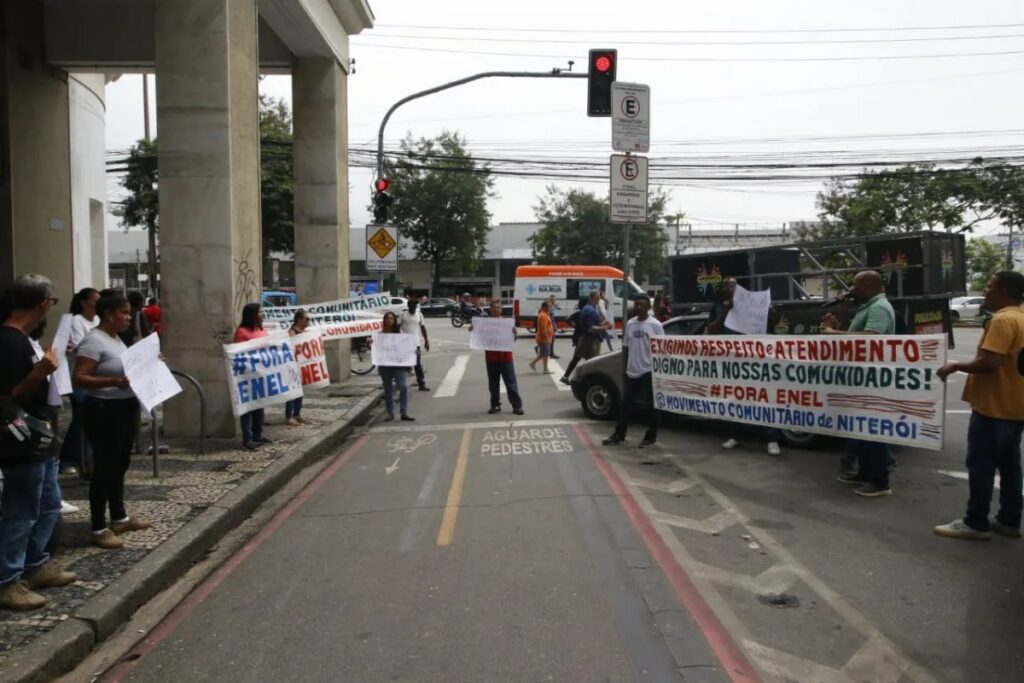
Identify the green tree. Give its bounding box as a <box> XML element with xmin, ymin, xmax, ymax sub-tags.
<box><xmin>965</xmin><ymin>238</ymin><xmax>1005</xmax><ymax>291</ymax></box>
<box><xmin>384</xmin><ymin>131</ymin><xmax>495</xmax><ymax>292</ymax></box>
<box><xmin>119</xmin><ymin>138</ymin><xmax>159</xmax><ymax>295</ymax></box>
<box><xmin>529</xmin><ymin>187</ymin><xmax>672</xmax><ymax>285</ymax></box>
<box><xmin>804</xmin><ymin>160</ymin><xmax>1024</xmax><ymax>242</ymax></box>
<box><xmin>259</xmin><ymin>94</ymin><xmax>294</xmax><ymax>259</ymax></box>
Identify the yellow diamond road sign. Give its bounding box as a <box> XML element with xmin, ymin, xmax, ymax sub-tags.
<box><xmin>368</xmin><ymin>227</ymin><xmax>396</xmax><ymax>259</ymax></box>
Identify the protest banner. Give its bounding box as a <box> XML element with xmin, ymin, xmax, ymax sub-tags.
<box><xmin>725</xmin><ymin>284</ymin><xmax>772</xmax><ymax>335</ymax></box>
<box><xmin>223</xmin><ymin>334</ymin><xmax>303</xmax><ymax>417</ymax></box>
<box><xmin>469</xmin><ymin>317</ymin><xmax>516</xmax><ymax>352</ymax></box>
<box><xmin>651</xmin><ymin>334</ymin><xmax>947</xmax><ymax>450</ymax></box>
<box><xmin>121</xmin><ymin>333</ymin><xmax>183</xmax><ymax>413</ymax></box>
<box><xmin>291</xmin><ymin>329</ymin><xmax>331</xmax><ymax>389</ymax></box>
<box><xmin>370</xmin><ymin>332</ymin><xmax>418</xmax><ymax>367</ymax></box>
<box><xmin>263</xmin><ymin>293</ymin><xmax>392</xmax><ymax>340</ymax></box>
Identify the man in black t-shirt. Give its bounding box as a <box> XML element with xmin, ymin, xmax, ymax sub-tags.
<box><xmin>0</xmin><ymin>274</ymin><xmax>77</xmax><ymax>611</ymax></box>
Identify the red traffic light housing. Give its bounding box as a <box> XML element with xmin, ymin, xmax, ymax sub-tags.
<box><xmin>374</xmin><ymin>177</ymin><xmax>390</xmax><ymax>192</ymax></box>
<box><xmin>587</xmin><ymin>49</ymin><xmax>617</xmax><ymax>117</ymax></box>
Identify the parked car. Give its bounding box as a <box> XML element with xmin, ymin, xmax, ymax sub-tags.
<box><xmin>419</xmin><ymin>297</ymin><xmax>458</xmax><ymax>317</ymax></box>
<box><xmin>262</xmin><ymin>289</ymin><xmax>297</xmax><ymax>307</ymax></box>
<box><xmin>949</xmin><ymin>296</ymin><xmax>984</xmax><ymax>322</ymax></box>
<box><xmin>386</xmin><ymin>297</ymin><xmax>408</xmax><ymax>316</ymax></box>
<box><xmin>569</xmin><ymin>314</ymin><xmax>818</xmax><ymax>448</ymax></box>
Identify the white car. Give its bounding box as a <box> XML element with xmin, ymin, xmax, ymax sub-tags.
<box><xmin>386</xmin><ymin>297</ymin><xmax>408</xmax><ymax>316</ymax></box>
<box><xmin>950</xmin><ymin>296</ymin><xmax>984</xmax><ymax>322</ymax></box>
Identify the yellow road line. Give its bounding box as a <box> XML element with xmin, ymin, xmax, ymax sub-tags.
<box><xmin>436</xmin><ymin>428</ymin><xmax>472</xmax><ymax>546</ymax></box>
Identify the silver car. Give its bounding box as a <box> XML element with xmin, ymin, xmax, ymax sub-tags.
<box><xmin>569</xmin><ymin>314</ymin><xmax>818</xmax><ymax>448</ymax></box>
<box><xmin>949</xmin><ymin>296</ymin><xmax>984</xmax><ymax>323</ymax></box>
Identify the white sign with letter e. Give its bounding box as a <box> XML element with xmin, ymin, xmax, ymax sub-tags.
<box><xmin>469</xmin><ymin>317</ymin><xmax>516</xmax><ymax>352</ymax></box>
<box><xmin>611</xmin><ymin>82</ymin><xmax>650</xmax><ymax>153</ymax></box>
<box><xmin>609</xmin><ymin>154</ymin><xmax>649</xmax><ymax>224</ymax></box>
<box><xmin>366</xmin><ymin>224</ymin><xmax>398</xmax><ymax>272</ymax></box>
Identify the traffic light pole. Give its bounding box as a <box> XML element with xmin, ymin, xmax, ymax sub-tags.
<box><xmin>376</xmin><ymin>70</ymin><xmax>586</xmax><ymax>181</ymax></box>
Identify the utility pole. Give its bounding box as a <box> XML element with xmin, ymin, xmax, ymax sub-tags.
<box><xmin>142</xmin><ymin>73</ymin><xmax>158</xmax><ymax>299</ymax></box>
<box><xmin>1007</xmin><ymin>224</ymin><xmax>1015</xmax><ymax>270</ymax></box>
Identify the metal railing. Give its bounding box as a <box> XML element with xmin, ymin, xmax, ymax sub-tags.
<box><xmin>145</xmin><ymin>369</ymin><xmax>207</xmax><ymax>478</ymax></box>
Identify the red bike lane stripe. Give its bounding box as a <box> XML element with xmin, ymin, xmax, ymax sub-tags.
<box><xmin>102</xmin><ymin>434</ymin><xmax>371</xmax><ymax>682</ymax></box>
<box><xmin>573</xmin><ymin>424</ymin><xmax>761</xmax><ymax>683</ymax></box>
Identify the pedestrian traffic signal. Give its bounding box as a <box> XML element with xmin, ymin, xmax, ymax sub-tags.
<box><xmin>587</xmin><ymin>49</ymin><xmax>617</xmax><ymax>117</ymax></box>
<box><xmin>372</xmin><ymin>182</ymin><xmax>393</xmax><ymax>224</ymax></box>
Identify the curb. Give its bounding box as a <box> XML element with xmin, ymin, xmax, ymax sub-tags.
<box><xmin>1</xmin><ymin>390</ymin><xmax>381</xmax><ymax>683</ymax></box>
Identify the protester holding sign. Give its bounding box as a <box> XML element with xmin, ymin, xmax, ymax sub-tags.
<box><xmin>822</xmin><ymin>270</ymin><xmax>897</xmax><ymax>498</ymax></box>
<box><xmin>0</xmin><ymin>275</ymin><xmax>76</xmax><ymax>611</ymax></box>
<box><xmin>376</xmin><ymin>311</ymin><xmax>414</xmax><ymax>422</ymax></box>
<box><xmin>61</xmin><ymin>287</ymin><xmax>99</xmax><ymax>476</ymax></box>
<box><xmin>74</xmin><ymin>292</ymin><xmax>152</xmax><ymax>550</ymax></box>
<box><xmin>706</xmin><ymin>278</ymin><xmax>782</xmax><ymax>457</ymax></box>
<box><xmin>473</xmin><ymin>301</ymin><xmax>524</xmax><ymax>415</ymax></box>
<box><xmin>285</xmin><ymin>309</ymin><xmax>310</xmax><ymax>426</ymax></box>
<box><xmin>400</xmin><ymin>299</ymin><xmax>430</xmax><ymax>392</ymax></box>
<box><xmin>603</xmin><ymin>294</ymin><xmax>663</xmax><ymax>448</ymax></box>
<box><xmin>234</xmin><ymin>304</ymin><xmax>272</xmax><ymax>450</ymax></box>
<box><xmin>934</xmin><ymin>271</ymin><xmax>1024</xmax><ymax>540</ymax></box>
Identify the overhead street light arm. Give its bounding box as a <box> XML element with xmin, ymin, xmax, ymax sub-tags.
<box><xmin>376</xmin><ymin>70</ymin><xmax>587</xmax><ymax>181</ymax></box>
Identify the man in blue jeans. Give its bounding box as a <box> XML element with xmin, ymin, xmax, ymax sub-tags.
<box><xmin>935</xmin><ymin>271</ymin><xmax>1024</xmax><ymax>540</ymax></box>
<box><xmin>0</xmin><ymin>274</ymin><xmax>78</xmax><ymax>610</ymax></box>
<box><xmin>476</xmin><ymin>301</ymin><xmax>524</xmax><ymax>415</ymax></box>
<box><xmin>822</xmin><ymin>270</ymin><xmax>897</xmax><ymax>497</ymax></box>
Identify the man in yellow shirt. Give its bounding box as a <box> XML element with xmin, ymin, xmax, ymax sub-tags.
<box><xmin>935</xmin><ymin>271</ymin><xmax>1024</xmax><ymax>540</ymax></box>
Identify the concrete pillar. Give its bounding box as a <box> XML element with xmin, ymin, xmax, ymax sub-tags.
<box><xmin>0</xmin><ymin>1</ymin><xmax>74</xmax><ymax>310</ymax></box>
<box><xmin>292</xmin><ymin>57</ymin><xmax>351</xmax><ymax>380</ymax></box>
<box><xmin>155</xmin><ymin>0</ymin><xmax>261</xmax><ymax>437</ymax></box>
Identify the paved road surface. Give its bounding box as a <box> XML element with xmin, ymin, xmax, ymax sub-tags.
<box><xmin>97</xmin><ymin>321</ymin><xmax>1021</xmax><ymax>683</ymax></box>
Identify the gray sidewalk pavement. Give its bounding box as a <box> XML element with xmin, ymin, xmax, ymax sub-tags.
<box><xmin>0</xmin><ymin>376</ymin><xmax>381</xmax><ymax>683</ymax></box>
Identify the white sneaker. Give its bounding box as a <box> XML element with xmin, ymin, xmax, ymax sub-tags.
<box><xmin>722</xmin><ymin>438</ymin><xmax>739</xmax><ymax>450</ymax></box>
<box><xmin>60</xmin><ymin>500</ymin><xmax>79</xmax><ymax>514</ymax></box>
<box><xmin>766</xmin><ymin>442</ymin><xmax>781</xmax><ymax>457</ymax></box>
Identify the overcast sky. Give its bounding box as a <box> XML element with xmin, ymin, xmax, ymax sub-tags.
<box><xmin>105</xmin><ymin>0</ymin><xmax>1024</xmax><ymax>236</ymax></box>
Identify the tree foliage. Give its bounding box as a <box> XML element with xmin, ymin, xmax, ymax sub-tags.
<box><xmin>801</xmin><ymin>159</ymin><xmax>1024</xmax><ymax>244</ymax></box>
<box><xmin>529</xmin><ymin>187</ymin><xmax>672</xmax><ymax>285</ymax></box>
<box><xmin>119</xmin><ymin>96</ymin><xmax>296</xmax><ymax>262</ymax></box>
<box><xmin>120</xmin><ymin>138</ymin><xmax>159</xmax><ymax>234</ymax></box>
<box><xmin>259</xmin><ymin>94</ymin><xmax>294</xmax><ymax>259</ymax></box>
<box><xmin>965</xmin><ymin>238</ymin><xmax>1006</xmax><ymax>291</ymax></box>
<box><xmin>384</xmin><ymin>131</ymin><xmax>495</xmax><ymax>291</ymax></box>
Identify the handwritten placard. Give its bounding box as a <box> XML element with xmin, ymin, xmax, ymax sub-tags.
<box><xmin>121</xmin><ymin>333</ymin><xmax>183</xmax><ymax>413</ymax></box>
<box><xmin>469</xmin><ymin>317</ymin><xmax>516</xmax><ymax>352</ymax></box>
<box><xmin>724</xmin><ymin>285</ymin><xmax>772</xmax><ymax>335</ymax></box>
<box><xmin>370</xmin><ymin>332</ymin><xmax>418</xmax><ymax>367</ymax></box>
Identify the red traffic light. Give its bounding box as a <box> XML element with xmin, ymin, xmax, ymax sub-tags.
<box><xmin>374</xmin><ymin>177</ymin><xmax>390</xmax><ymax>192</ymax></box>
<box><xmin>594</xmin><ymin>54</ymin><xmax>613</xmax><ymax>73</ymax></box>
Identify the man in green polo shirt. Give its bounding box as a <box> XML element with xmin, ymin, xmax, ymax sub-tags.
<box><xmin>822</xmin><ymin>270</ymin><xmax>897</xmax><ymax>497</ymax></box>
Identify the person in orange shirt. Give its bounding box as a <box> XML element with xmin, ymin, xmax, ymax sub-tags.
<box><xmin>529</xmin><ymin>300</ymin><xmax>554</xmax><ymax>374</ymax></box>
<box><xmin>934</xmin><ymin>271</ymin><xmax>1024</xmax><ymax>540</ymax></box>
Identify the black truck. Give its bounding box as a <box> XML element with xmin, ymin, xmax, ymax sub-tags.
<box><xmin>668</xmin><ymin>231</ymin><xmax>966</xmax><ymax>347</ymax></box>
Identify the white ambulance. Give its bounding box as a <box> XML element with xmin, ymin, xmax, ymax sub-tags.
<box><xmin>512</xmin><ymin>265</ymin><xmax>645</xmax><ymax>332</ymax></box>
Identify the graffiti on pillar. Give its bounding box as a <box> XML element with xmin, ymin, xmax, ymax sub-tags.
<box><xmin>209</xmin><ymin>322</ymin><xmax>234</xmax><ymax>345</ymax></box>
<box><xmin>234</xmin><ymin>250</ymin><xmax>259</xmax><ymax>313</ymax></box>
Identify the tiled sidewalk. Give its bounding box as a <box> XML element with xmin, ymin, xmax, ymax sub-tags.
<box><xmin>0</xmin><ymin>378</ymin><xmax>379</xmax><ymax>667</ymax></box>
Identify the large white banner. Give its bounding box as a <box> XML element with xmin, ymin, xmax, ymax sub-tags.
<box><xmin>469</xmin><ymin>317</ymin><xmax>516</xmax><ymax>352</ymax></box>
<box><xmin>264</xmin><ymin>293</ymin><xmax>391</xmax><ymax>340</ymax></box>
<box><xmin>290</xmin><ymin>329</ymin><xmax>331</xmax><ymax>389</ymax></box>
<box><xmin>223</xmin><ymin>335</ymin><xmax>304</xmax><ymax>417</ymax></box>
<box><xmin>370</xmin><ymin>332</ymin><xmax>418</xmax><ymax>367</ymax></box>
<box><xmin>652</xmin><ymin>334</ymin><xmax>947</xmax><ymax>450</ymax></box>
<box><xmin>122</xmin><ymin>333</ymin><xmax>183</xmax><ymax>413</ymax></box>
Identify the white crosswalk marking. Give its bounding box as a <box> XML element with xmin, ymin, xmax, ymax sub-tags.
<box><xmin>546</xmin><ymin>360</ymin><xmax>572</xmax><ymax>391</ymax></box>
<box><xmin>434</xmin><ymin>354</ymin><xmax>469</xmax><ymax>398</ymax></box>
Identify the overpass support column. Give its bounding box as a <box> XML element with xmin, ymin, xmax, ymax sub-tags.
<box><xmin>155</xmin><ymin>0</ymin><xmax>261</xmax><ymax>437</ymax></box>
<box><xmin>292</xmin><ymin>58</ymin><xmax>351</xmax><ymax>380</ymax></box>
